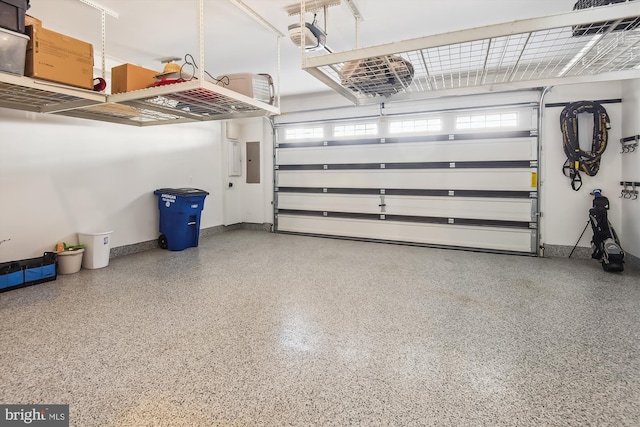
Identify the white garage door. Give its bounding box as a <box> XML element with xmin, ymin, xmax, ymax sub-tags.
<box><xmin>274</xmin><ymin>99</ymin><xmax>539</xmax><ymax>254</ymax></box>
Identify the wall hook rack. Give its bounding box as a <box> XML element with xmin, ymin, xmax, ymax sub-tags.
<box><xmin>620</xmin><ymin>135</ymin><xmax>639</xmax><ymax>153</ymax></box>
<box><xmin>619</xmin><ymin>181</ymin><xmax>639</xmax><ymax>200</ymax></box>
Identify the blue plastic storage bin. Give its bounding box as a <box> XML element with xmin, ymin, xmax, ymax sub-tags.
<box><xmin>23</xmin><ymin>252</ymin><xmax>57</xmax><ymax>283</ymax></box>
<box><xmin>0</xmin><ymin>252</ymin><xmax>57</xmax><ymax>292</ymax></box>
<box><xmin>0</xmin><ymin>261</ymin><xmax>23</xmax><ymax>290</ymax></box>
<box><xmin>153</xmin><ymin>188</ymin><xmax>209</xmax><ymax>251</ymax></box>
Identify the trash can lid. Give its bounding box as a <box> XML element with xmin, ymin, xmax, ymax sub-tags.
<box><xmin>154</xmin><ymin>188</ymin><xmax>209</xmax><ymax>196</ymax></box>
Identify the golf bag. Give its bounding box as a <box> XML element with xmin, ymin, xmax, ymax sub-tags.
<box><xmin>589</xmin><ymin>190</ymin><xmax>624</xmax><ymax>272</ymax></box>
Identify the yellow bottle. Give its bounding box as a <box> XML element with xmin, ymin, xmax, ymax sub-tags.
<box><xmin>56</xmin><ymin>242</ymin><xmax>64</xmax><ymax>252</ymax></box>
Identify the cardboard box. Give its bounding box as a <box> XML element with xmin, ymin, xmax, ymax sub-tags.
<box><xmin>24</xmin><ymin>14</ymin><xmax>41</xmax><ymax>29</ymax></box>
<box><xmin>25</xmin><ymin>25</ymin><xmax>94</xmax><ymax>90</ymax></box>
<box><xmin>111</xmin><ymin>63</ymin><xmax>157</xmax><ymax>94</ymax></box>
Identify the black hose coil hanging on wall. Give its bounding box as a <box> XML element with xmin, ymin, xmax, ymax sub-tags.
<box><xmin>560</xmin><ymin>101</ymin><xmax>610</xmax><ymax>191</ymax></box>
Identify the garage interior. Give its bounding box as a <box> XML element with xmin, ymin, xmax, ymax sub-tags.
<box><xmin>1</xmin><ymin>0</ymin><xmax>639</xmax><ymax>425</ymax></box>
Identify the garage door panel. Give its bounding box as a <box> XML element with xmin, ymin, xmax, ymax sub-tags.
<box><xmin>278</xmin><ymin>138</ymin><xmax>536</xmax><ymax>165</ymax></box>
<box><xmin>278</xmin><ymin>194</ymin><xmax>377</xmax><ymax>213</ymax></box>
<box><xmin>277</xmin><ymin>216</ymin><xmax>533</xmax><ymax>253</ymax></box>
<box><xmin>278</xmin><ymin>194</ymin><xmax>534</xmax><ymax>221</ymax></box>
<box><xmin>277</xmin><ymin>169</ymin><xmax>535</xmax><ymax>191</ymax></box>
<box><xmin>275</xmin><ymin>102</ymin><xmax>539</xmax><ymax>254</ymax></box>
<box><xmin>384</xmin><ymin>196</ymin><xmax>533</xmax><ymax>221</ymax></box>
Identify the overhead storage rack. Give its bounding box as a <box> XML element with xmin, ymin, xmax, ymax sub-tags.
<box><xmin>0</xmin><ymin>0</ymin><xmax>281</xmax><ymax>126</ymax></box>
<box><xmin>302</xmin><ymin>2</ymin><xmax>640</xmax><ymax>105</ymax></box>
<box><xmin>0</xmin><ymin>73</ymin><xmax>105</xmax><ymax>114</ymax></box>
<box><xmin>55</xmin><ymin>80</ymin><xmax>280</xmax><ymax>126</ymax></box>
<box><xmin>0</xmin><ymin>75</ymin><xmax>280</xmax><ymax>126</ymax></box>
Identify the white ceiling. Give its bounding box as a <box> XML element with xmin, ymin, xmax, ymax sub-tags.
<box><xmin>28</xmin><ymin>0</ymin><xmax>580</xmax><ymax>96</ymax></box>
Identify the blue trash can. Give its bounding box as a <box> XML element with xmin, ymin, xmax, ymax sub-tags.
<box><xmin>153</xmin><ymin>188</ymin><xmax>209</xmax><ymax>251</ymax></box>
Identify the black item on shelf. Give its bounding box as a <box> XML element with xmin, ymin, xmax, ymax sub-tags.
<box><xmin>0</xmin><ymin>0</ymin><xmax>30</xmax><ymax>34</ymax></box>
<box><xmin>572</xmin><ymin>0</ymin><xmax>640</xmax><ymax>36</ymax></box>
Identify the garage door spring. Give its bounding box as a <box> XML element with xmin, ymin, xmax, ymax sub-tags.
<box><xmin>560</xmin><ymin>101</ymin><xmax>610</xmax><ymax>191</ymax></box>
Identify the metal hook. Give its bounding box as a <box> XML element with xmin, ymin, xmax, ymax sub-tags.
<box><xmin>620</xmin><ymin>135</ymin><xmax>640</xmax><ymax>154</ymax></box>
<box><xmin>619</xmin><ymin>182</ymin><xmax>640</xmax><ymax>200</ymax></box>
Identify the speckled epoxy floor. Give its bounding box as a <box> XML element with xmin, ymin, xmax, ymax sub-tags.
<box><xmin>1</xmin><ymin>230</ymin><xmax>639</xmax><ymax>426</ymax></box>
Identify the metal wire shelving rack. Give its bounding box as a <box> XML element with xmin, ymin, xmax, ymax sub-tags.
<box><xmin>302</xmin><ymin>2</ymin><xmax>640</xmax><ymax>105</ymax></box>
<box><xmin>0</xmin><ymin>0</ymin><xmax>281</xmax><ymax>126</ymax></box>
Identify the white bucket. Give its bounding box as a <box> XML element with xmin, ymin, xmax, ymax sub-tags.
<box><xmin>57</xmin><ymin>248</ymin><xmax>84</xmax><ymax>274</ymax></box>
<box><xmin>78</xmin><ymin>231</ymin><xmax>113</xmax><ymax>269</ymax></box>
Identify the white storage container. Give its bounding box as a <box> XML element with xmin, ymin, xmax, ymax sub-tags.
<box><xmin>0</xmin><ymin>26</ymin><xmax>29</xmax><ymax>75</ymax></box>
<box><xmin>216</xmin><ymin>73</ymin><xmax>274</xmax><ymax>105</ymax></box>
<box><xmin>57</xmin><ymin>249</ymin><xmax>84</xmax><ymax>275</ymax></box>
<box><xmin>78</xmin><ymin>231</ymin><xmax>113</xmax><ymax>269</ymax></box>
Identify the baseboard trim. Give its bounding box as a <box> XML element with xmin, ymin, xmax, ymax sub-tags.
<box><xmin>110</xmin><ymin>240</ymin><xmax>159</xmax><ymax>259</ymax></box>
<box><xmin>110</xmin><ymin>223</ymin><xmax>272</xmax><ymax>259</ymax></box>
<box><xmin>625</xmin><ymin>252</ymin><xmax>640</xmax><ymax>272</ymax></box>
<box><xmin>241</xmin><ymin>222</ymin><xmax>273</xmax><ymax>232</ymax></box>
<box><xmin>111</xmin><ymin>232</ymin><xmax>637</xmax><ymax>272</ymax></box>
<box><xmin>543</xmin><ymin>245</ymin><xmax>592</xmax><ymax>260</ymax></box>
<box><xmin>544</xmin><ymin>244</ymin><xmax>639</xmax><ymax>272</ymax></box>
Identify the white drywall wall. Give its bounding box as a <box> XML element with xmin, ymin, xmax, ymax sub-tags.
<box><xmin>0</xmin><ymin>109</ymin><xmax>223</xmax><ymax>263</ymax></box>
<box><xmin>221</xmin><ymin>127</ymin><xmax>243</xmax><ymax>226</ymax></box>
<box><xmin>621</xmin><ymin>79</ymin><xmax>640</xmax><ymax>258</ymax></box>
<box><xmin>280</xmin><ymin>91</ymin><xmax>353</xmax><ymax>114</ymax></box>
<box><xmin>540</xmin><ymin>82</ymin><xmax>624</xmax><ymax>250</ymax></box>
<box><xmin>235</xmin><ymin>117</ymin><xmax>274</xmax><ymax>226</ymax></box>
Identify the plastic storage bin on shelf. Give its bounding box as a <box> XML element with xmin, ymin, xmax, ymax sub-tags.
<box><xmin>0</xmin><ymin>26</ymin><xmax>29</xmax><ymax>75</ymax></box>
<box><xmin>153</xmin><ymin>188</ymin><xmax>209</xmax><ymax>251</ymax></box>
<box><xmin>78</xmin><ymin>231</ymin><xmax>113</xmax><ymax>269</ymax></box>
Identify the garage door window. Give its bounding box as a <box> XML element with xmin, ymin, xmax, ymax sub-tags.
<box><xmin>456</xmin><ymin>112</ymin><xmax>518</xmax><ymax>130</ymax></box>
<box><xmin>333</xmin><ymin>123</ymin><xmax>378</xmax><ymax>137</ymax></box>
<box><xmin>285</xmin><ymin>127</ymin><xmax>324</xmax><ymax>140</ymax></box>
<box><xmin>389</xmin><ymin>118</ymin><xmax>442</xmax><ymax>134</ymax></box>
